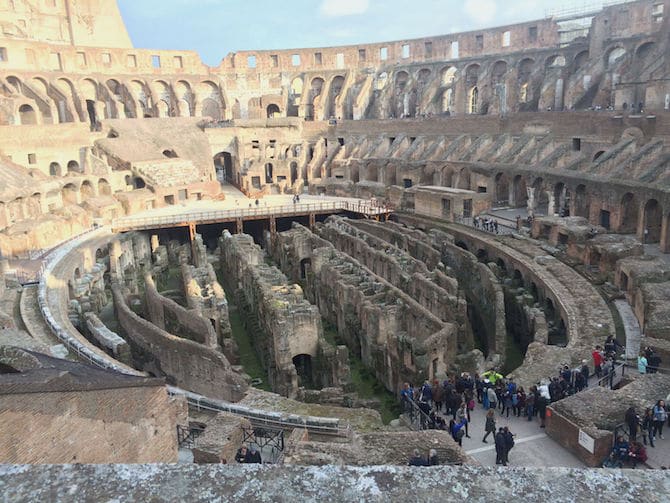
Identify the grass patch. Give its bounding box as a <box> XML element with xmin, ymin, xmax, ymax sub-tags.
<box><xmin>228</xmin><ymin>307</ymin><xmax>271</xmax><ymax>391</ymax></box>
<box><xmin>348</xmin><ymin>358</ymin><xmax>401</xmax><ymax>424</ymax></box>
<box><xmin>502</xmin><ymin>330</ymin><xmax>525</xmax><ymax>375</ymax></box>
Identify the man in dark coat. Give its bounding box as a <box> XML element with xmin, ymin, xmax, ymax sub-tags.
<box><xmin>246</xmin><ymin>445</ymin><xmax>262</xmax><ymax>464</ymax></box>
<box><xmin>495</xmin><ymin>428</ymin><xmax>507</xmax><ymax>465</ymax></box>
<box><xmin>503</xmin><ymin>426</ymin><xmax>515</xmax><ymax>465</ymax></box>
<box><xmin>408</xmin><ymin>449</ymin><xmax>426</xmax><ymax>466</ymax></box>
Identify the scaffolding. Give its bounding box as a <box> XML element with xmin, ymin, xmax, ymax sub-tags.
<box><xmin>546</xmin><ymin>0</ymin><xmax>636</xmax><ymax>21</ymax></box>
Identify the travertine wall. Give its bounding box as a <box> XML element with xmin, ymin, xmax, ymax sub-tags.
<box><xmin>0</xmin><ymin>385</ymin><xmax>177</xmax><ymax>463</ymax></box>
<box><xmin>112</xmin><ymin>284</ymin><xmax>247</xmax><ymax>402</ymax></box>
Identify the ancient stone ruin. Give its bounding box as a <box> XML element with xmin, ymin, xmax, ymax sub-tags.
<box><xmin>0</xmin><ymin>0</ymin><xmax>669</xmax><ymax>497</ymax></box>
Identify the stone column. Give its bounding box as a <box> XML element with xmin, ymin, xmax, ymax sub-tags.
<box><xmin>660</xmin><ymin>212</ymin><xmax>669</xmax><ymax>253</ymax></box>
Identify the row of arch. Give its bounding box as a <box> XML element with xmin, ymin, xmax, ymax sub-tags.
<box><xmin>6</xmin><ymin>75</ymin><xmax>228</xmax><ymax>126</ymax></box>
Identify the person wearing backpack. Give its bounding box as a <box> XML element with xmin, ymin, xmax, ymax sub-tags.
<box><xmin>450</xmin><ymin>418</ymin><xmax>466</xmax><ymax>446</ymax></box>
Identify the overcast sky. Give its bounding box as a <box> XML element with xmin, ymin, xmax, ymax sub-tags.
<box><xmin>116</xmin><ymin>0</ymin><xmax>609</xmax><ymax>66</ymax></box>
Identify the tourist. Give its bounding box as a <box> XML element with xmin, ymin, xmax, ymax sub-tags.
<box><xmin>400</xmin><ymin>382</ymin><xmax>414</xmax><ymax>413</ymax></box>
<box><xmin>420</xmin><ymin>380</ymin><xmax>433</xmax><ymax>407</ymax></box>
<box><xmin>580</xmin><ymin>360</ymin><xmax>590</xmax><ymax>387</ymax></box>
<box><xmin>625</xmin><ymin>406</ymin><xmax>639</xmax><ymax>442</ymax></box>
<box><xmin>501</xmin><ymin>388</ymin><xmax>513</xmax><ymax>418</ymax></box>
<box><xmin>612</xmin><ymin>435</ymin><xmax>630</xmax><ymax>463</ymax></box>
<box><xmin>234</xmin><ymin>445</ymin><xmax>249</xmax><ymax>463</ymax></box>
<box><xmin>514</xmin><ymin>387</ymin><xmax>525</xmax><ymax>417</ymax></box>
<box><xmin>536</xmin><ymin>391</ymin><xmax>548</xmax><ymax>428</ymax></box>
<box><xmin>647</xmin><ymin>349</ymin><xmax>661</xmax><ymax>374</ymax></box>
<box><xmin>450</xmin><ymin>418</ymin><xmax>466</xmax><ymax>446</ymax></box>
<box><xmin>628</xmin><ymin>441</ymin><xmax>647</xmax><ymax>468</ymax></box>
<box><xmin>525</xmin><ymin>386</ymin><xmax>536</xmax><ymax>420</ymax></box>
<box><xmin>495</xmin><ymin>428</ymin><xmax>507</xmax><ymax>465</ymax></box>
<box><xmin>432</xmin><ymin>379</ymin><xmax>443</xmax><ymax>413</ymax></box>
<box><xmin>408</xmin><ymin>449</ymin><xmax>426</xmax><ymax>466</ymax></box>
<box><xmin>487</xmin><ymin>386</ymin><xmax>498</xmax><ymax>410</ymax></box>
<box><xmin>482</xmin><ymin>409</ymin><xmax>496</xmax><ymax>443</ymax></box>
<box><xmin>456</xmin><ymin>402</ymin><xmax>471</xmax><ymax>438</ymax></box>
<box><xmin>246</xmin><ymin>445</ymin><xmax>262</xmax><ymax>464</ymax></box>
<box><xmin>428</xmin><ymin>449</ymin><xmax>440</xmax><ymax>466</ymax></box>
<box><xmin>652</xmin><ymin>399</ymin><xmax>667</xmax><ymax>439</ymax></box>
<box><xmin>642</xmin><ymin>408</ymin><xmax>655</xmax><ymax>448</ymax></box>
<box><xmin>592</xmin><ymin>345</ymin><xmax>604</xmax><ymax>377</ymax></box>
<box><xmin>638</xmin><ymin>353</ymin><xmax>648</xmax><ymax>374</ymax></box>
<box><xmin>503</xmin><ymin>426</ymin><xmax>515</xmax><ymax>465</ymax></box>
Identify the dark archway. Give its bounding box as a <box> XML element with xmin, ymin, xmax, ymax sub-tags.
<box><xmin>214</xmin><ymin>152</ymin><xmax>234</xmax><ymax>184</ymax></box>
<box><xmin>49</xmin><ymin>162</ymin><xmax>62</xmax><ymax>177</ymax></box>
<box><xmin>494</xmin><ymin>173</ymin><xmax>509</xmax><ymax>206</ymax></box>
<box><xmin>267</xmin><ymin>104</ymin><xmax>281</xmax><ymax>118</ymax></box>
<box><xmin>292</xmin><ymin>354</ymin><xmax>314</xmax><ymax>388</ymax></box>
<box><xmin>18</xmin><ymin>104</ymin><xmax>37</xmax><ymax>125</ymax></box>
<box><xmin>290</xmin><ymin>162</ymin><xmax>299</xmax><ymax>185</ymax></box>
<box><xmin>265</xmin><ymin>163</ymin><xmax>273</xmax><ymax>184</ymax></box>
<box><xmin>300</xmin><ymin>258</ymin><xmax>311</xmax><ymax>280</ymax></box>
<box><xmin>134</xmin><ymin>177</ymin><xmax>146</xmax><ymax>189</ymax></box>
<box><xmin>67</xmin><ymin>160</ymin><xmax>81</xmax><ymax>174</ymax></box>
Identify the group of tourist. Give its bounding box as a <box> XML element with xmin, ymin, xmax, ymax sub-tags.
<box><xmin>234</xmin><ymin>444</ymin><xmax>262</xmax><ymax>464</ymax></box>
<box><xmin>407</xmin><ymin>449</ymin><xmax>440</xmax><ymax>466</ymax></box>
<box><xmin>472</xmin><ymin>216</ymin><xmax>500</xmax><ymax>234</ymax></box>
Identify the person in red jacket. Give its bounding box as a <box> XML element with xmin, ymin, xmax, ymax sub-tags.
<box><xmin>592</xmin><ymin>345</ymin><xmax>604</xmax><ymax>378</ymax></box>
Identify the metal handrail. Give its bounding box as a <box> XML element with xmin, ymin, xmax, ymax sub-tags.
<box><xmin>597</xmin><ymin>362</ymin><xmax>626</xmax><ymax>389</ymax></box>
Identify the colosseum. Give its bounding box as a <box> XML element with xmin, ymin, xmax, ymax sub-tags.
<box><xmin>0</xmin><ymin>0</ymin><xmax>669</xmax><ymax>499</ymax></box>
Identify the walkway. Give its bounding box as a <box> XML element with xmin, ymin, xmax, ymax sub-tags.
<box><xmin>112</xmin><ymin>194</ymin><xmax>390</xmax><ymax>233</ymax></box>
<box><xmin>460</xmin><ymin>401</ymin><xmax>585</xmax><ymax>468</ymax></box>
<box><xmin>613</xmin><ymin>299</ymin><xmax>642</xmax><ymax>360</ymax></box>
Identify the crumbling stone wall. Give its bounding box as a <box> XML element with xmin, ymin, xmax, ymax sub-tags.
<box><xmin>112</xmin><ymin>283</ymin><xmax>247</xmax><ymax>402</ymax></box>
<box><xmin>83</xmin><ymin>312</ymin><xmax>131</xmax><ymax>364</ymax></box>
<box><xmin>144</xmin><ymin>274</ymin><xmax>218</xmax><ymax>349</ymax></box>
<box><xmin>220</xmin><ymin>231</ymin><xmax>348</xmax><ymax>397</ymax></box>
<box><xmin>273</xmin><ymin>223</ymin><xmax>457</xmax><ymax>393</ymax></box>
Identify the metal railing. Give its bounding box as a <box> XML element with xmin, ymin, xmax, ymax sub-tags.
<box><xmin>167</xmin><ymin>386</ymin><xmax>351</xmax><ymax>438</ymax></box>
<box><xmin>403</xmin><ymin>398</ymin><xmax>435</xmax><ymax>431</ymax></box>
<box><xmin>597</xmin><ymin>362</ymin><xmax>626</xmax><ymax>389</ymax></box>
<box><xmin>112</xmin><ymin>201</ymin><xmax>392</xmax><ymax>231</ymax></box>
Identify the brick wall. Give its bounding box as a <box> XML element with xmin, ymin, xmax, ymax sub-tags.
<box><xmin>0</xmin><ymin>385</ymin><xmax>178</xmax><ymax>463</ymax></box>
<box><xmin>546</xmin><ymin>406</ymin><xmax>612</xmax><ymax>467</ymax></box>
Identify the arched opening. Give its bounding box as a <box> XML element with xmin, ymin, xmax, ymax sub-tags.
<box><xmin>512</xmin><ymin>269</ymin><xmax>523</xmax><ymax>287</ymax></box>
<box><xmin>265</xmin><ymin>163</ymin><xmax>273</xmax><ymax>184</ymax></box>
<box><xmin>156</xmin><ymin>99</ymin><xmax>170</xmax><ymax>118</ymax></box>
<box><xmin>441</xmin><ymin>88</ymin><xmax>453</xmax><ymax>113</ymax></box>
<box><xmin>476</xmin><ymin>249</ymin><xmax>488</xmax><ymax>262</ymax></box>
<box><xmin>496</xmin><ymin>258</ymin><xmax>506</xmax><ymax>273</ymax></box>
<box><xmin>606</xmin><ymin>47</ymin><xmax>626</xmax><ymax>68</ymax></box>
<box><xmin>266</xmin><ymin>104</ymin><xmax>281</xmax><ymax>118</ymax></box>
<box><xmin>80</xmin><ymin>181</ymin><xmax>94</xmax><ymax>201</ymax></box>
<box><xmin>530</xmin><ymin>282</ymin><xmax>539</xmax><ymax>302</ymax></box>
<box><xmin>292</xmin><ymin>354</ymin><xmax>313</xmax><ymax>388</ymax></box>
<box><xmin>18</xmin><ymin>104</ymin><xmax>37</xmax><ymax>125</ymax></box>
<box><xmin>201</xmin><ymin>98</ymin><xmax>221</xmax><ymax>121</ymax></box>
<box><xmin>643</xmin><ymin>199</ymin><xmax>662</xmax><ymax>243</ymax></box>
<box><xmin>468</xmin><ymin>87</ymin><xmax>479</xmax><ymax>114</ymax></box>
<box><xmin>574</xmin><ymin>50</ymin><xmax>589</xmax><ymax>70</ymax></box>
<box><xmin>441</xmin><ymin>66</ymin><xmax>457</xmax><ymax>86</ymax></box>
<box><xmin>307</xmin><ymin>78</ymin><xmax>324</xmax><ymax>120</ymax></box>
<box><xmin>548</xmin><ymin>318</ymin><xmax>567</xmax><ymax>346</ymax></box>
<box><xmin>98</xmin><ymin>178</ymin><xmax>111</xmax><ymax>196</ymax></box>
<box><xmin>300</xmin><ymin>258</ymin><xmax>311</xmax><ymax>279</ymax></box>
<box><xmin>61</xmin><ymin>183</ymin><xmax>78</xmax><ymax>205</ymax></box>
<box><xmin>162</xmin><ymin>149</ymin><xmax>178</xmax><ymax>158</ymax></box>
<box><xmin>67</xmin><ymin>160</ymin><xmax>81</xmax><ymax>174</ymax></box>
<box><xmin>134</xmin><ymin>177</ymin><xmax>146</xmax><ymax>189</ymax></box>
<box><xmin>85</xmin><ymin>99</ymin><xmax>97</xmax><ymax>127</ymax></box>
<box><xmin>553</xmin><ymin>182</ymin><xmax>568</xmax><ymax>216</ymax></box>
<box><xmin>494</xmin><ymin>173</ymin><xmax>509</xmax><ymax>206</ymax></box>
<box><xmin>455</xmin><ymin>241</ymin><xmax>469</xmax><ymax>251</ymax></box>
<box><xmin>619</xmin><ymin>192</ymin><xmax>638</xmax><ymax>233</ymax></box>
<box><xmin>214</xmin><ymin>152</ymin><xmax>234</xmax><ymax>184</ymax></box>
<box><xmin>512</xmin><ymin>175</ymin><xmax>527</xmax><ymax>208</ymax></box>
<box><xmin>328</xmin><ymin>75</ymin><xmax>345</xmax><ymax>118</ymax></box>
<box><xmin>49</xmin><ymin>162</ymin><xmax>62</xmax><ymax>177</ymax></box>
<box><xmin>290</xmin><ymin>162</ymin><xmax>298</xmax><ymax>185</ymax></box>
<box><xmin>574</xmin><ymin>184</ymin><xmax>590</xmax><ymax>219</ymax></box>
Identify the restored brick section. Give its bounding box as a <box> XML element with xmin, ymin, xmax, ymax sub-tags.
<box><xmin>0</xmin><ymin>386</ymin><xmax>178</xmax><ymax>463</ymax></box>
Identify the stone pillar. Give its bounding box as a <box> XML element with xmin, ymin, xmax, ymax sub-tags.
<box><xmin>636</xmin><ymin>201</ymin><xmax>646</xmax><ymax>243</ymax></box>
<box><xmin>660</xmin><ymin>213</ymin><xmax>669</xmax><ymax>253</ymax></box>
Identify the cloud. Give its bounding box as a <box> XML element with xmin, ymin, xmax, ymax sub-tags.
<box><xmin>320</xmin><ymin>0</ymin><xmax>370</xmax><ymax>17</ymax></box>
<box><xmin>463</xmin><ymin>0</ymin><xmax>497</xmax><ymax>25</ymax></box>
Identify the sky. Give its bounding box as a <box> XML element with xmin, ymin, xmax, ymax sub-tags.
<box><xmin>116</xmin><ymin>0</ymin><xmax>610</xmax><ymax>66</ymax></box>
